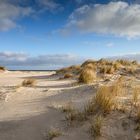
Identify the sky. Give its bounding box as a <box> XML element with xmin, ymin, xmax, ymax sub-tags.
<box><xmin>0</xmin><ymin>0</ymin><xmax>140</xmax><ymax>70</ymax></box>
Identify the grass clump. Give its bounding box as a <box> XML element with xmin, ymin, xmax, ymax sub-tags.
<box><xmin>132</xmin><ymin>87</ymin><xmax>139</xmax><ymax>106</ymax></box>
<box><xmin>85</xmin><ymin>86</ymin><xmax>116</xmax><ymax>115</ymax></box>
<box><xmin>65</xmin><ymin>110</ymin><xmax>78</xmax><ymax>123</ymax></box>
<box><xmin>107</xmin><ymin>66</ymin><xmax>115</xmax><ymax>74</ymax></box>
<box><xmin>111</xmin><ymin>76</ymin><xmax>127</xmax><ymax>96</ymax></box>
<box><xmin>22</xmin><ymin>79</ymin><xmax>36</xmax><ymax>87</ymax></box>
<box><xmin>100</xmin><ymin>66</ymin><xmax>115</xmax><ymax>74</ymax></box>
<box><xmin>113</xmin><ymin>61</ymin><xmax>122</xmax><ymax>70</ymax></box>
<box><xmin>79</xmin><ymin>64</ymin><xmax>96</xmax><ymax>84</ymax></box>
<box><xmin>46</xmin><ymin>129</ymin><xmax>62</xmax><ymax>140</ymax></box>
<box><xmin>0</xmin><ymin>66</ymin><xmax>6</xmax><ymax>71</ymax></box>
<box><xmin>61</xmin><ymin>104</ymin><xmax>74</xmax><ymax>113</ymax></box>
<box><xmin>63</xmin><ymin>104</ymin><xmax>87</xmax><ymax>124</ymax></box>
<box><xmin>65</xmin><ymin>110</ymin><xmax>87</xmax><ymax>125</ymax></box>
<box><xmin>63</xmin><ymin>73</ymin><xmax>73</xmax><ymax>79</ymax></box>
<box><xmin>132</xmin><ymin>60</ymin><xmax>138</xmax><ymax>65</ymax></box>
<box><xmin>81</xmin><ymin>60</ymin><xmax>96</xmax><ymax>67</ymax></box>
<box><xmin>116</xmin><ymin>59</ymin><xmax>132</xmax><ymax>66</ymax></box>
<box><xmin>97</xmin><ymin>58</ymin><xmax>110</xmax><ymax>65</ymax></box>
<box><xmin>136</xmin><ymin>108</ymin><xmax>140</xmax><ymax>123</ymax></box>
<box><xmin>89</xmin><ymin>115</ymin><xmax>103</xmax><ymax>138</ymax></box>
<box><xmin>56</xmin><ymin>65</ymin><xmax>81</xmax><ymax>75</ymax></box>
<box><xmin>124</xmin><ymin>66</ymin><xmax>136</xmax><ymax>75</ymax></box>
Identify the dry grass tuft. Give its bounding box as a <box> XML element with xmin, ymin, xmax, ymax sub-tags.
<box><xmin>61</xmin><ymin>104</ymin><xmax>74</xmax><ymax>113</ymax></box>
<box><xmin>81</xmin><ymin>60</ymin><xmax>96</xmax><ymax>67</ymax></box>
<box><xmin>107</xmin><ymin>66</ymin><xmax>115</xmax><ymax>74</ymax></box>
<box><xmin>124</xmin><ymin>66</ymin><xmax>136</xmax><ymax>75</ymax></box>
<box><xmin>84</xmin><ymin>63</ymin><xmax>95</xmax><ymax>69</ymax></box>
<box><xmin>56</xmin><ymin>65</ymin><xmax>81</xmax><ymax>75</ymax></box>
<box><xmin>22</xmin><ymin>79</ymin><xmax>36</xmax><ymax>87</ymax></box>
<box><xmin>132</xmin><ymin>60</ymin><xmax>138</xmax><ymax>65</ymax></box>
<box><xmin>65</xmin><ymin>110</ymin><xmax>87</xmax><ymax>125</ymax></box>
<box><xmin>65</xmin><ymin>110</ymin><xmax>78</xmax><ymax>123</ymax></box>
<box><xmin>111</xmin><ymin>76</ymin><xmax>127</xmax><ymax>96</ymax></box>
<box><xmin>116</xmin><ymin>59</ymin><xmax>132</xmax><ymax>66</ymax></box>
<box><xmin>89</xmin><ymin>115</ymin><xmax>103</xmax><ymax>138</ymax></box>
<box><xmin>117</xmin><ymin>104</ymin><xmax>127</xmax><ymax>113</ymax></box>
<box><xmin>64</xmin><ymin>73</ymin><xmax>73</xmax><ymax>79</ymax></box>
<box><xmin>79</xmin><ymin>64</ymin><xmax>96</xmax><ymax>84</ymax></box>
<box><xmin>97</xmin><ymin>58</ymin><xmax>110</xmax><ymax>65</ymax></box>
<box><xmin>46</xmin><ymin>129</ymin><xmax>62</xmax><ymax>140</ymax></box>
<box><xmin>0</xmin><ymin>66</ymin><xmax>6</xmax><ymax>71</ymax></box>
<box><xmin>136</xmin><ymin>108</ymin><xmax>140</xmax><ymax>122</ymax></box>
<box><xmin>100</xmin><ymin>66</ymin><xmax>115</xmax><ymax>74</ymax></box>
<box><xmin>85</xmin><ymin>86</ymin><xmax>116</xmax><ymax>115</ymax></box>
<box><xmin>132</xmin><ymin>87</ymin><xmax>139</xmax><ymax>106</ymax></box>
<box><xmin>113</xmin><ymin>61</ymin><xmax>122</xmax><ymax>70</ymax></box>
<box><xmin>63</xmin><ymin>104</ymin><xmax>87</xmax><ymax>124</ymax></box>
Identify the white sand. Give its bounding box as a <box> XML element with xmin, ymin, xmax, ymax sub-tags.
<box><xmin>0</xmin><ymin>71</ymin><xmax>94</xmax><ymax>140</ymax></box>
<box><xmin>0</xmin><ymin>71</ymin><xmax>139</xmax><ymax>140</ymax></box>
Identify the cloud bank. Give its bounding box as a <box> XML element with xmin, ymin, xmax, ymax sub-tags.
<box><xmin>0</xmin><ymin>52</ymin><xmax>85</xmax><ymax>70</ymax></box>
<box><xmin>1</xmin><ymin>51</ymin><xmax>139</xmax><ymax>70</ymax></box>
<box><xmin>65</xmin><ymin>1</ymin><xmax>140</xmax><ymax>38</ymax></box>
<box><xmin>0</xmin><ymin>0</ymin><xmax>61</xmax><ymax>31</ymax></box>
<box><xmin>2</xmin><ymin>0</ymin><xmax>140</xmax><ymax>38</ymax></box>
<box><xmin>0</xmin><ymin>0</ymin><xmax>33</xmax><ymax>31</ymax></box>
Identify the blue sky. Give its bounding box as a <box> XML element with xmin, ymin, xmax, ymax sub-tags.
<box><xmin>0</xmin><ymin>0</ymin><xmax>140</xmax><ymax>70</ymax></box>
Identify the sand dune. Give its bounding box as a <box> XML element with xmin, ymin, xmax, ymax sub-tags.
<box><xmin>0</xmin><ymin>71</ymin><xmax>95</xmax><ymax>140</ymax></box>
<box><xmin>0</xmin><ymin>70</ymin><xmax>140</xmax><ymax>140</ymax></box>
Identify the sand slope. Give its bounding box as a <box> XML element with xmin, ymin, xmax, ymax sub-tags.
<box><xmin>0</xmin><ymin>71</ymin><xmax>139</xmax><ymax>140</ymax></box>
<box><xmin>0</xmin><ymin>71</ymin><xmax>95</xmax><ymax>140</ymax></box>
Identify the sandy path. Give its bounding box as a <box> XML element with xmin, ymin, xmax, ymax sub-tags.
<box><xmin>0</xmin><ymin>71</ymin><xmax>94</xmax><ymax>140</ymax></box>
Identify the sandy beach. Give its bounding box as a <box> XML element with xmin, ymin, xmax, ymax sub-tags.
<box><xmin>0</xmin><ymin>71</ymin><xmax>95</xmax><ymax>140</ymax></box>
<box><xmin>0</xmin><ymin>67</ymin><xmax>140</xmax><ymax>140</ymax></box>
<box><xmin>1</xmin><ymin>1</ymin><xmax>140</xmax><ymax>139</ymax></box>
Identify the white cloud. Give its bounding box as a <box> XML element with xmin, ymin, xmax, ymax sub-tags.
<box><xmin>35</xmin><ymin>0</ymin><xmax>63</xmax><ymax>13</ymax></box>
<box><xmin>0</xmin><ymin>1</ymin><xmax>33</xmax><ymax>31</ymax></box>
<box><xmin>0</xmin><ymin>52</ymin><xmax>85</xmax><ymax>70</ymax></box>
<box><xmin>64</xmin><ymin>2</ymin><xmax>140</xmax><ymax>38</ymax></box>
<box><xmin>36</xmin><ymin>0</ymin><xmax>60</xmax><ymax>9</ymax></box>
<box><xmin>106</xmin><ymin>42</ymin><xmax>114</xmax><ymax>47</ymax></box>
<box><xmin>0</xmin><ymin>0</ymin><xmax>63</xmax><ymax>31</ymax></box>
